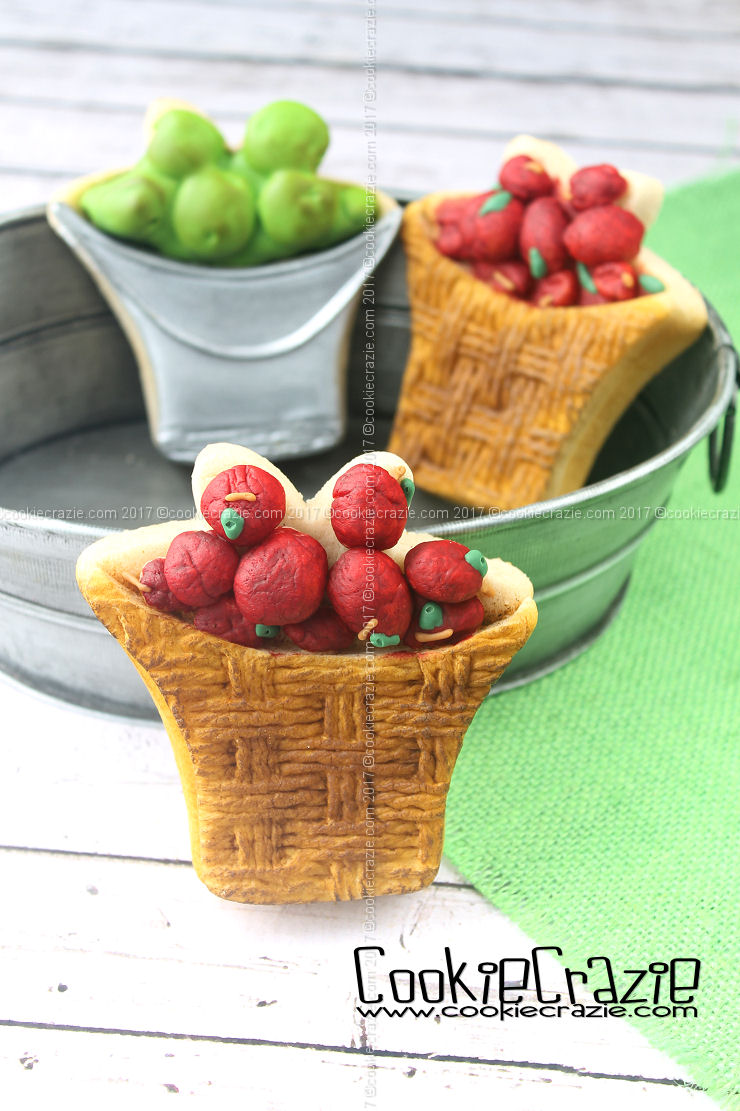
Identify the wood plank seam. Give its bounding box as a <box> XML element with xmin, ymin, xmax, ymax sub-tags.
<box><xmin>0</xmin><ymin>1018</ymin><xmax>704</xmax><ymax>1089</ymax></box>
<box><xmin>0</xmin><ymin>844</ymin><xmax>475</xmax><ymax>888</ymax></box>
<box><xmin>0</xmin><ymin>94</ymin><xmax>733</xmax><ymax>159</ymax></box>
<box><xmin>0</xmin><ymin>45</ymin><xmax>737</xmax><ymax>94</ymax></box>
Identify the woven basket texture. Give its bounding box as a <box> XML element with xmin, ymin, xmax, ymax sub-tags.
<box><xmin>90</xmin><ymin>579</ymin><xmax>536</xmax><ymax>903</ymax></box>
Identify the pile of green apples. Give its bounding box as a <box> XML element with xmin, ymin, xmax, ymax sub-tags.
<box><xmin>79</xmin><ymin>100</ymin><xmax>378</xmax><ymax>266</ymax></box>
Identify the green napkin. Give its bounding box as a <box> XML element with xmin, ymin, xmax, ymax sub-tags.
<box><xmin>445</xmin><ymin>170</ymin><xmax>740</xmax><ymax>1107</ymax></box>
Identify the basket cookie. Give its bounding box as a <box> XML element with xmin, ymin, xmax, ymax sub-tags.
<box><xmin>77</xmin><ymin>445</ymin><xmax>536</xmax><ymax>904</ymax></box>
<box><xmin>389</xmin><ymin>137</ymin><xmax>708</xmax><ymax>510</ymax></box>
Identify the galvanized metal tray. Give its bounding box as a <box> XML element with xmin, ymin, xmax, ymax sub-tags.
<box><xmin>0</xmin><ymin>207</ymin><xmax>736</xmax><ymax>719</ymax></box>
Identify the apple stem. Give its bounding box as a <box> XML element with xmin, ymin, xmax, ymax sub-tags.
<box><xmin>121</xmin><ymin>570</ymin><xmax>151</xmax><ymax>593</ymax></box>
<box><xmin>415</xmin><ymin>628</ymin><xmax>453</xmax><ymax>643</ymax></box>
<box><xmin>225</xmin><ymin>491</ymin><xmax>257</xmax><ymax>502</ymax></box>
<box><xmin>357</xmin><ymin>618</ymin><xmax>379</xmax><ymax>641</ymax></box>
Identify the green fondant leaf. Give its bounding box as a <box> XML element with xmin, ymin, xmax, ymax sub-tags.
<box><xmin>576</xmin><ymin>262</ymin><xmax>597</xmax><ymax>293</ymax></box>
<box><xmin>400</xmin><ymin>477</ymin><xmax>415</xmax><ymax>507</ymax></box>
<box><xmin>220</xmin><ymin>507</ymin><xmax>245</xmax><ymax>541</ymax></box>
<box><xmin>465</xmin><ymin>549</ymin><xmax>488</xmax><ymax>577</ymax></box>
<box><xmin>528</xmin><ymin>247</ymin><xmax>547</xmax><ymax>279</ymax></box>
<box><xmin>369</xmin><ymin>632</ymin><xmax>400</xmax><ymax>648</ymax></box>
<box><xmin>419</xmin><ymin>602</ymin><xmax>444</xmax><ymax>631</ymax></box>
<box><xmin>256</xmin><ymin>624</ymin><xmax>280</xmax><ymax>639</ymax></box>
<box><xmin>639</xmin><ymin>274</ymin><xmax>665</xmax><ymax>293</ymax></box>
<box><xmin>479</xmin><ymin>191</ymin><xmax>512</xmax><ymax>216</ymax></box>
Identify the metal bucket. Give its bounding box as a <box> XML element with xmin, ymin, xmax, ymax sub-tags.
<box><xmin>0</xmin><ymin>207</ymin><xmax>736</xmax><ymax>719</ymax></box>
<box><xmin>47</xmin><ymin>194</ymin><xmax>401</xmax><ymax>463</ymax></box>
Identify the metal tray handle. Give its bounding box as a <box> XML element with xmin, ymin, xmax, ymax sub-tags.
<box><xmin>708</xmin><ymin>341</ymin><xmax>739</xmax><ymax>493</ymax></box>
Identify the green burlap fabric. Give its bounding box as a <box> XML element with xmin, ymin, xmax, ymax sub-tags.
<box><xmin>444</xmin><ymin>170</ymin><xmax>740</xmax><ymax>1107</ymax></box>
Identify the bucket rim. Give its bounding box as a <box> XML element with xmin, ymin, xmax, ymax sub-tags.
<box><xmin>43</xmin><ymin>188</ymin><xmax>402</xmax><ymax>282</ymax></box>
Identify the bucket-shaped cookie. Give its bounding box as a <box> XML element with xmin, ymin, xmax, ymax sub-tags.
<box><xmin>48</xmin><ymin>194</ymin><xmax>401</xmax><ymax>464</ymax></box>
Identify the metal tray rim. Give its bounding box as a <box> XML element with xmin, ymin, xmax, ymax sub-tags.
<box><xmin>1</xmin><ymin>209</ymin><xmax>736</xmax><ymax>546</ymax></box>
<box><xmin>2</xmin><ymin>307</ymin><xmax>734</xmax><ymax>545</ymax></box>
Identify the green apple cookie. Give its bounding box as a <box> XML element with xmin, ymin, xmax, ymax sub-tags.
<box><xmin>78</xmin><ymin>100</ymin><xmax>378</xmax><ymax>266</ymax></box>
<box><xmin>171</xmin><ymin>167</ymin><xmax>255</xmax><ymax>261</ymax></box>
<box><xmin>243</xmin><ymin>100</ymin><xmax>329</xmax><ymax>174</ymax></box>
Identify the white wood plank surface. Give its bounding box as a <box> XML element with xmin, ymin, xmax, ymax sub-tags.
<box><xmin>2</xmin><ymin>0</ymin><xmax>739</xmax><ymax>211</ymax></box>
<box><xmin>0</xmin><ymin>1026</ymin><xmax>712</xmax><ymax>1110</ymax></box>
<box><xmin>0</xmin><ymin>840</ymin><xmax>714</xmax><ymax>1102</ymax></box>
<box><xmin>0</xmin><ymin>102</ymin><xmax>730</xmax><ymax>212</ymax></box>
<box><xmin>232</xmin><ymin>0</ymin><xmax>740</xmax><ymax>35</ymax></box>
<box><xmin>4</xmin><ymin>43</ymin><xmax>739</xmax><ymax>154</ymax></box>
<box><xmin>3</xmin><ymin>0</ymin><xmax>740</xmax><ymax>90</ymax></box>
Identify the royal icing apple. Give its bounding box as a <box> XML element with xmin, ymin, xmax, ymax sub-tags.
<box><xmin>124</xmin><ymin>447</ymin><xmax>523</xmax><ymax>655</ymax></box>
<box><xmin>435</xmin><ymin>141</ymin><xmax>667</xmax><ymax>304</ymax></box>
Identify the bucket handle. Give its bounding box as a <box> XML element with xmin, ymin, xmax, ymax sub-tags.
<box><xmin>708</xmin><ymin>342</ymin><xmax>739</xmax><ymax>493</ymax></box>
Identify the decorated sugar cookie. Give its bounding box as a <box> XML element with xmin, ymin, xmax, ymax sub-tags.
<box><xmin>389</xmin><ymin>136</ymin><xmax>708</xmax><ymax>511</ymax></box>
<box><xmin>76</xmin><ymin>444</ymin><xmax>537</xmax><ymax>905</ymax></box>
